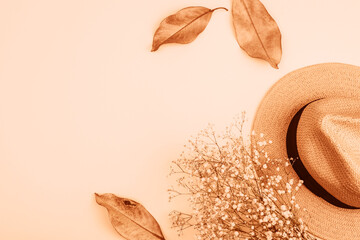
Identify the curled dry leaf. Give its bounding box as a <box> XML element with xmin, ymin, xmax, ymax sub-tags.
<box><xmin>95</xmin><ymin>193</ymin><xmax>165</xmax><ymax>240</ymax></box>
<box><xmin>232</xmin><ymin>0</ymin><xmax>282</xmax><ymax>68</ymax></box>
<box><xmin>152</xmin><ymin>6</ymin><xmax>228</xmax><ymax>52</ymax></box>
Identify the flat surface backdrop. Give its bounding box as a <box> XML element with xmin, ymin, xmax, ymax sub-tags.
<box><xmin>1</xmin><ymin>0</ymin><xmax>360</xmax><ymax>239</ymax></box>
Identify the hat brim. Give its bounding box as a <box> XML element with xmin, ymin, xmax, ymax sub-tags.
<box><xmin>252</xmin><ymin>63</ymin><xmax>360</xmax><ymax>240</ymax></box>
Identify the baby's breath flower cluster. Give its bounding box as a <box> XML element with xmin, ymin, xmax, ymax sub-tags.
<box><xmin>169</xmin><ymin>116</ymin><xmax>315</xmax><ymax>240</ymax></box>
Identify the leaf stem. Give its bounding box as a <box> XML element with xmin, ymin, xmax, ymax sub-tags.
<box><xmin>211</xmin><ymin>7</ymin><xmax>228</xmax><ymax>12</ymax></box>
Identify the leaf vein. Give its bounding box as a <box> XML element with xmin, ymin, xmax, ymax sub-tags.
<box><xmin>158</xmin><ymin>10</ymin><xmax>212</xmax><ymax>49</ymax></box>
<box><xmin>240</xmin><ymin>0</ymin><xmax>273</xmax><ymax>66</ymax></box>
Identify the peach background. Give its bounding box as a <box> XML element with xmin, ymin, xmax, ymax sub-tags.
<box><xmin>1</xmin><ymin>0</ymin><xmax>360</xmax><ymax>239</ymax></box>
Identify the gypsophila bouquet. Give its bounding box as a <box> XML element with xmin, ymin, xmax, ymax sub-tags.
<box><xmin>169</xmin><ymin>115</ymin><xmax>315</xmax><ymax>240</ymax></box>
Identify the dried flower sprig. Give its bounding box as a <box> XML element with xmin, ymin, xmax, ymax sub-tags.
<box><xmin>169</xmin><ymin>115</ymin><xmax>315</xmax><ymax>240</ymax></box>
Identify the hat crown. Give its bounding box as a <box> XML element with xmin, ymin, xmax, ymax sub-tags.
<box><xmin>297</xmin><ymin>98</ymin><xmax>360</xmax><ymax>207</ymax></box>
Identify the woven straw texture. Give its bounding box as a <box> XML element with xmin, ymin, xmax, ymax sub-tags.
<box><xmin>252</xmin><ymin>63</ymin><xmax>360</xmax><ymax>240</ymax></box>
<box><xmin>298</xmin><ymin>98</ymin><xmax>360</xmax><ymax>208</ymax></box>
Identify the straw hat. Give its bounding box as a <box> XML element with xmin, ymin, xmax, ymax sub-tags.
<box><xmin>252</xmin><ymin>63</ymin><xmax>360</xmax><ymax>240</ymax></box>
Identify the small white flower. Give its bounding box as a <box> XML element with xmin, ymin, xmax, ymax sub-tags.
<box><xmin>282</xmin><ymin>210</ymin><xmax>292</xmax><ymax>219</ymax></box>
<box><xmin>265</xmin><ymin>231</ymin><xmax>273</xmax><ymax>240</ymax></box>
<box><xmin>277</xmin><ymin>190</ymin><xmax>285</xmax><ymax>195</ymax></box>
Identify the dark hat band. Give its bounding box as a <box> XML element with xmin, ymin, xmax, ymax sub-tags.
<box><xmin>286</xmin><ymin>103</ymin><xmax>359</xmax><ymax>209</ymax></box>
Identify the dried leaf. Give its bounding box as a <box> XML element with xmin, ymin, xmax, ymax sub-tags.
<box><xmin>152</xmin><ymin>6</ymin><xmax>227</xmax><ymax>52</ymax></box>
<box><xmin>232</xmin><ymin>0</ymin><xmax>282</xmax><ymax>68</ymax></box>
<box><xmin>95</xmin><ymin>193</ymin><xmax>165</xmax><ymax>240</ymax></box>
